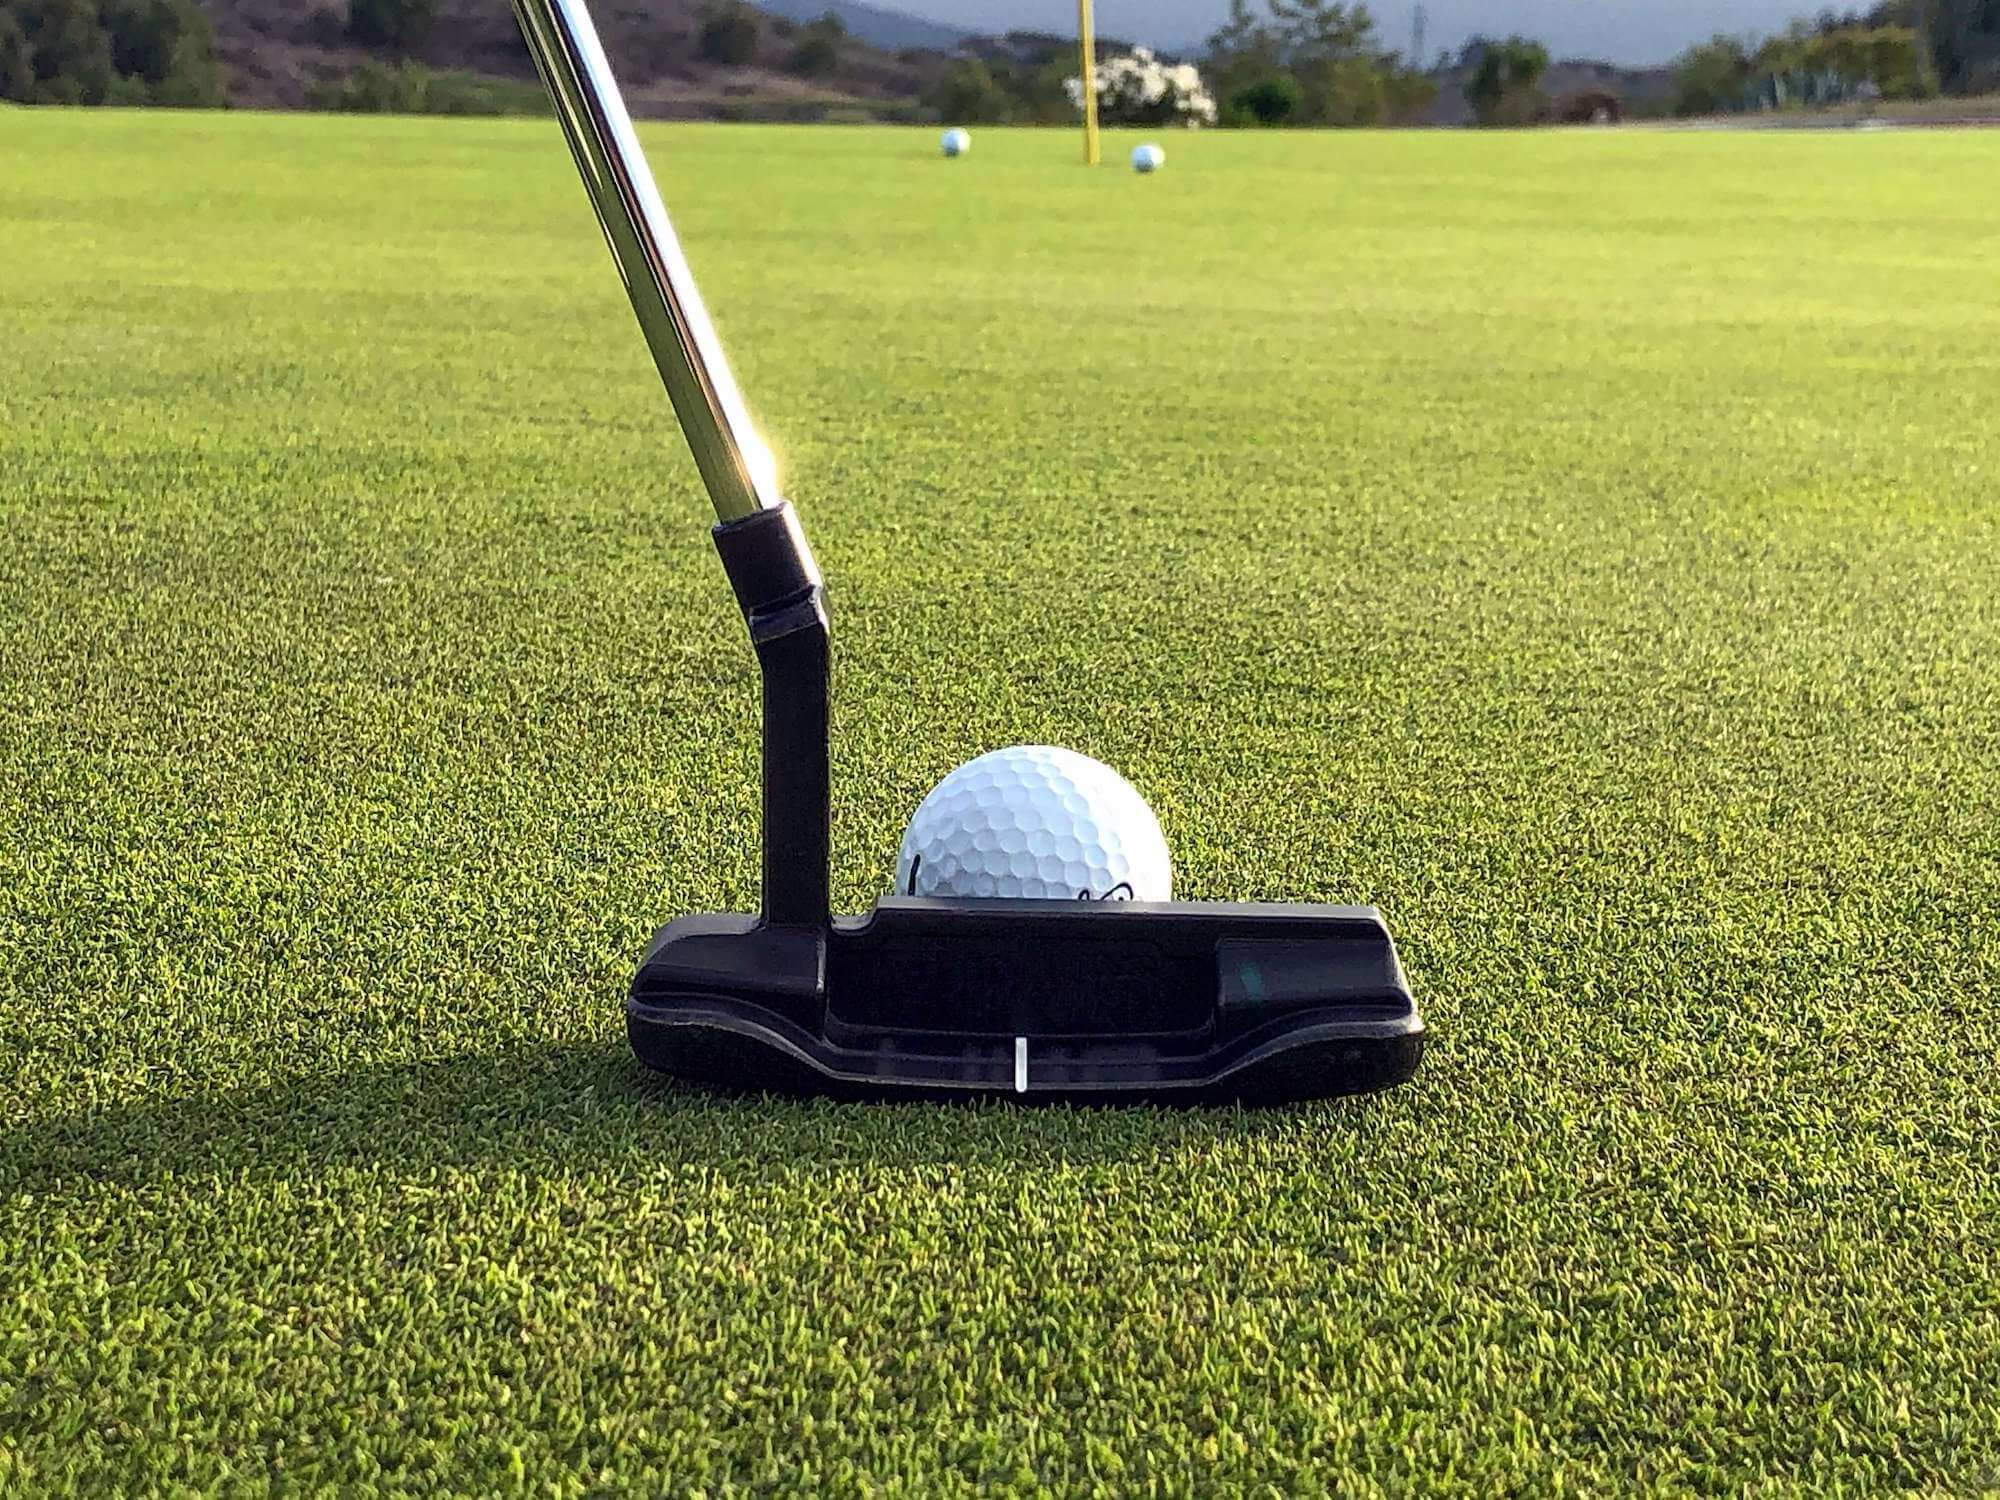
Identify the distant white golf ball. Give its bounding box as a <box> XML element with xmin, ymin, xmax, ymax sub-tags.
<box><xmin>896</xmin><ymin>746</ymin><xmax>1172</xmax><ymax>902</ymax></box>
<box><xmin>1132</xmin><ymin>143</ymin><xmax>1165</xmax><ymax>173</ymax></box>
<box><xmin>941</xmin><ymin>127</ymin><xmax>971</xmax><ymax>158</ymax></box>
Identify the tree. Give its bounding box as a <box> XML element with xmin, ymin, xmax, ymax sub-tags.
<box><xmin>103</xmin><ymin>0</ymin><xmax>222</xmax><ymax>103</ymax></box>
<box><xmin>0</xmin><ymin>10</ymin><xmax>37</xmax><ymax>100</ymax></box>
<box><xmin>1931</xmin><ymin>0</ymin><xmax>2000</xmax><ymax>90</ymax></box>
<box><xmin>787</xmin><ymin>13</ymin><xmax>843</xmax><ymax>77</ymax></box>
<box><xmin>1864</xmin><ymin>23</ymin><xmax>1936</xmax><ymax>93</ymax></box>
<box><xmin>698</xmin><ymin>4</ymin><xmax>761</xmax><ymax>67</ymax></box>
<box><xmin>1671</xmin><ymin>34</ymin><xmax>1756</xmax><ymax>114</ymax></box>
<box><xmin>107</xmin><ymin>0</ymin><xmax>184</xmax><ymax>81</ymax></box>
<box><xmin>1464</xmin><ymin>35</ymin><xmax>1549</xmax><ymax>124</ymax></box>
<box><xmin>0</xmin><ymin>0</ymin><xmax>221</xmax><ymax>105</ymax></box>
<box><xmin>1812</xmin><ymin>24</ymin><xmax>1931</xmax><ymax>96</ymax></box>
<box><xmin>1672</xmin><ymin>20</ymin><xmax>1933</xmax><ymax>115</ymax></box>
<box><xmin>348</xmin><ymin>0</ymin><xmax>439</xmax><ymax>52</ymax></box>
<box><xmin>925</xmin><ymin>57</ymin><xmax>1014</xmax><ymax>123</ymax></box>
<box><xmin>150</xmin><ymin>23</ymin><xmax>223</xmax><ymax>106</ymax></box>
<box><xmin>1308</xmin><ymin>52</ymin><xmax>1393</xmax><ymax>122</ymax></box>
<box><xmin>1021</xmin><ymin>54</ymin><xmax>1084</xmax><ymax>121</ymax></box>
<box><xmin>1754</xmin><ymin>20</ymin><xmax>1929</xmax><ymax>105</ymax></box>
<box><xmin>22</xmin><ymin>0</ymin><xmax>116</xmax><ymax>104</ymax></box>
<box><xmin>1755</xmin><ymin>21</ymin><xmax>1825</xmax><ymax>105</ymax></box>
<box><xmin>1204</xmin><ymin>0</ymin><xmax>1428</xmax><ymax>126</ymax></box>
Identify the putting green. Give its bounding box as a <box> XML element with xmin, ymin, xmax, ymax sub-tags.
<box><xmin>2</xmin><ymin>112</ymin><xmax>1997</xmax><ymax>1493</ymax></box>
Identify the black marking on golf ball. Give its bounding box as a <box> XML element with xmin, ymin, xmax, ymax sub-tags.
<box><xmin>1081</xmin><ymin>883</ymin><xmax>1136</xmax><ymax>901</ymax></box>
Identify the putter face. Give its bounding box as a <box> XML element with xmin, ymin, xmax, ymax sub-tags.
<box><xmin>512</xmin><ymin>0</ymin><xmax>1426</xmax><ymax>1104</ymax></box>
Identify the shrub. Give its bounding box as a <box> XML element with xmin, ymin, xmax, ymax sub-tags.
<box><xmin>417</xmin><ymin>69</ymin><xmax>549</xmax><ymax>114</ymax></box>
<box><xmin>1066</xmin><ymin>46</ymin><xmax>1218</xmax><ymax>127</ymax></box>
<box><xmin>103</xmin><ymin>71</ymin><xmax>152</xmax><ymax>104</ymax></box>
<box><xmin>310</xmin><ymin>59</ymin><xmax>421</xmax><ymax>111</ymax></box>
<box><xmin>308</xmin><ymin>61</ymin><xmax>550</xmax><ymax>115</ymax></box>
<box><xmin>1226</xmin><ymin>71</ymin><xmax>1300</xmax><ymax>125</ymax></box>
<box><xmin>698</xmin><ymin>4</ymin><xmax>760</xmax><ymax>67</ymax></box>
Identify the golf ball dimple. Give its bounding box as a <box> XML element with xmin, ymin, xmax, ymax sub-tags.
<box><xmin>896</xmin><ymin>746</ymin><xmax>1172</xmax><ymax>902</ymax></box>
<box><xmin>1132</xmin><ymin>143</ymin><xmax>1165</xmax><ymax>173</ymax></box>
<box><xmin>941</xmin><ymin>127</ymin><xmax>971</xmax><ymax>157</ymax></box>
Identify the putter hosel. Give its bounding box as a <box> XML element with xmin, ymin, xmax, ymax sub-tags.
<box><xmin>713</xmin><ymin>503</ymin><xmax>832</xmax><ymax>928</ymax></box>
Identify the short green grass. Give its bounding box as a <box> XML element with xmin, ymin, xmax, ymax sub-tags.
<box><xmin>3</xmin><ymin>112</ymin><xmax>1998</xmax><ymax>1494</ymax></box>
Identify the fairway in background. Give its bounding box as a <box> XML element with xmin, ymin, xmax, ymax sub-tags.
<box><xmin>2</xmin><ymin>114</ymin><xmax>1997</xmax><ymax>1493</ymax></box>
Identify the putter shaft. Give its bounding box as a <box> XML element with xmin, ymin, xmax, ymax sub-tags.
<box><xmin>511</xmin><ymin>0</ymin><xmax>777</xmax><ymax>520</ymax></box>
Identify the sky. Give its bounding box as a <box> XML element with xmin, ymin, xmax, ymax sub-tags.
<box><xmin>901</xmin><ymin>2</ymin><xmax>1815</xmax><ymax>67</ymax></box>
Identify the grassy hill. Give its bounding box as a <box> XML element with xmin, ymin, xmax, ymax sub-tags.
<box><xmin>199</xmin><ymin>0</ymin><xmax>948</xmax><ymax>116</ymax></box>
<box><xmin>3</xmin><ymin>113</ymin><xmax>1997</xmax><ymax>1491</ymax></box>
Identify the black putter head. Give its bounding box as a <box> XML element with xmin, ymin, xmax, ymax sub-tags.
<box><xmin>629</xmin><ymin>899</ymin><xmax>1423</xmax><ymax>1105</ymax></box>
<box><xmin>512</xmin><ymin>0</ymin><xmax>1426</xmax><ymax>1105</ymax></box>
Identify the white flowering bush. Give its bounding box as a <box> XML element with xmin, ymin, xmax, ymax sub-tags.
<box><xmin>1065</xmin><ymin>47</ymin><xmax>1218</xmax><ymax>127</ymax></box>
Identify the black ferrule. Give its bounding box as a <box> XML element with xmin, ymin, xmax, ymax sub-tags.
<box><xmin>712</xmin><ymin>501</ymin><xmax>822</xmax><ymax>626</ymax></box>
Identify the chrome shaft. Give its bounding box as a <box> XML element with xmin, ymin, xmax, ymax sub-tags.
<box><xmin>511</xmin><ymin>0</ymin><xmax>778</xmax><ymax>520</ymax></box>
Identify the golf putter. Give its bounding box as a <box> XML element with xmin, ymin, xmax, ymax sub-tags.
<box><xmin>511</xmin><ymin>0</ymin><xmax>1425</xmax><ymax>1103</ymax></box>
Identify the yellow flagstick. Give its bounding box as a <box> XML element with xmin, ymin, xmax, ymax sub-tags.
<box><xmin>1077</xmin><ymin>0</ymin><xmax>1101</xmax><ymax>165</ymax></box>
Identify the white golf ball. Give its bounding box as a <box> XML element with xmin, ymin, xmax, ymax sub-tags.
<box><xmin>896</xmin><ymin>746</ymin><xmax>1172</xmax><ymax>902</ymax></box>
<box><xmin>941</xmin><ymin>127</ymin><xmax>971</xmax><ymax>158</ymax></box>
<box><xmin>1132</xmin><ymin>143</ymin><xmax>1165</xmax><ymax>173</ymax></box>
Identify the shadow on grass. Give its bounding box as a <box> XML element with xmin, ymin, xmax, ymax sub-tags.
<box><xmin>1</xmin><ymin>1041</ymin><xmax>1387</xmax><ymax>1196</ymax></box>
